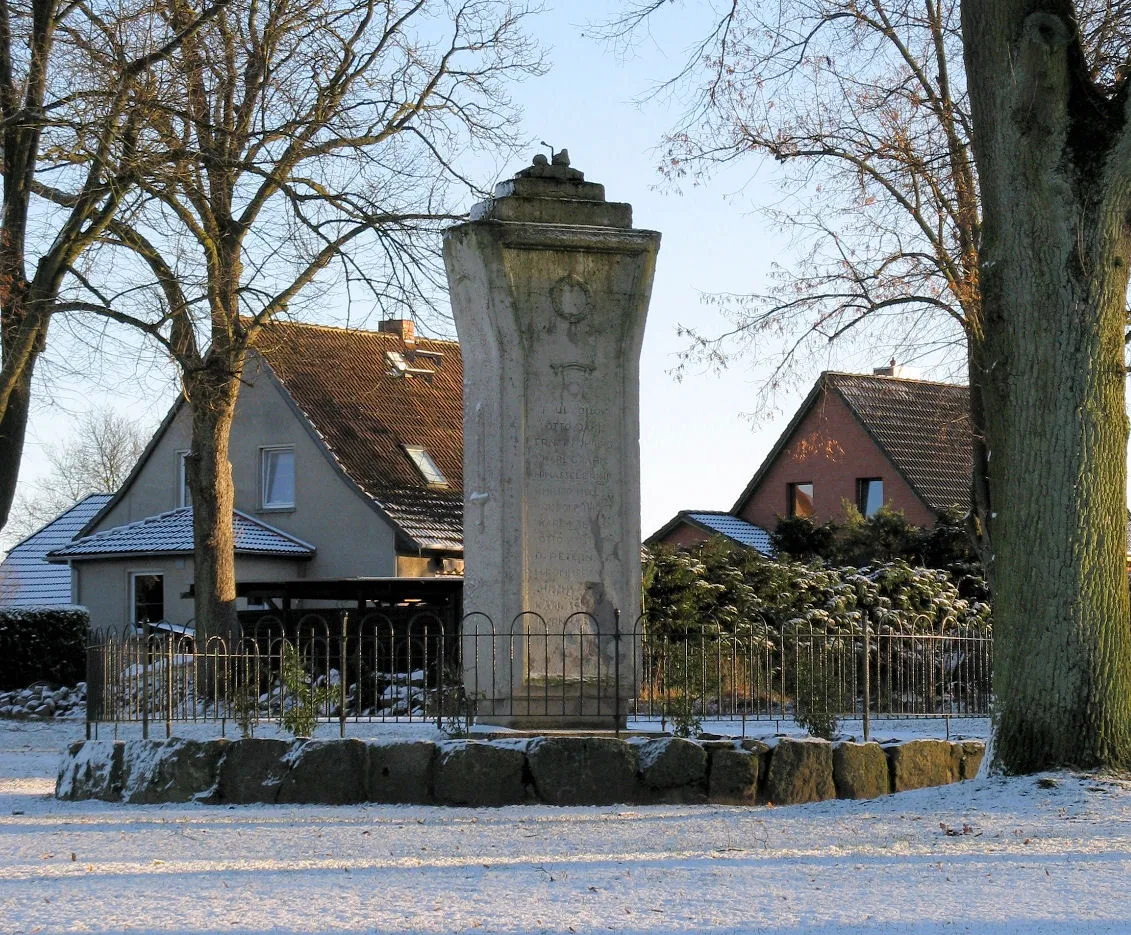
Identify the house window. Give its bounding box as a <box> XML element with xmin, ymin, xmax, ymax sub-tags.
<box><xmin>405</xmin><ymin>445</ymin><xmax>447</xmax><ymax>486</ymax></box>
<box><xmin>260</xmin><ymin>446</ymin><xmax>295</xmax><ymax>509</ymax></box>
<box><xmin>856</xmin><ymin>478</ymin><xmax>884</xmax><ymax>517</ymax></box>
<box><xmin>386</xmin><ymin>350</ymin><xmax>409</xmax><ymax>374</ymax></box>
<box><xmin>788</xmin><ymin>482</ymin><xmax>815</xmax><ymax>518</ymax></box>
<box><xmin>130</xmin><ymin>572</ymin><xmax>164</xmax><ymax>624</ymax></box>
<box><xmin>177</xmin><ymin>451</ymin><xmax>190</xmax><ymax>507</ymax></box>
<box><xmin>386</xmin><ymin>350</ymin><xmax>433</xmax><ymax>380</ymax></box>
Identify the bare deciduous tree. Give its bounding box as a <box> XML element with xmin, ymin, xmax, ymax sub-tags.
<box><xmin>610</xmin><ymin>0</ymin><xmax>1131</xmax><ymax>771</ymax></box>
<box><xmin>963</xmin><ymin>0</ymin><xmax>1131</xmax><ymax>772</ymax></box>
<box><xmin>68</xmin><ymin>0</ymin><xmax>543</xmax><ymax>641</ymax></box>
<box><xmin>4</xmin><ymin>406</ymin><xmax>149</xmax><ymax>544</ymax></box>
<box><xmin>0</xmin><ymin>0</ymin><xmax>228</xmax><ymax>533</ymax></box>
<box><xmin>602</xmin><ymin>0</ymin><xmax>991</xmax><ymax>542</ymax></box>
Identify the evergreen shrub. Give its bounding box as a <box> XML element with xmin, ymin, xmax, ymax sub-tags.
<box><xmin>0</xmin><ymin>606</ymin><xmax>89</xmax><ymax>690</ymax></box>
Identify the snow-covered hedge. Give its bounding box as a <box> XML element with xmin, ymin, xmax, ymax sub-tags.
<box><xmin>0</xmin><ymin>606</ymin><xmax>89</xmax><ymax>690</ymax></box>
<box><xmin>643</xmin><ymin>538</ymin><xmax>990</xmax><ymax>638</ymax></box>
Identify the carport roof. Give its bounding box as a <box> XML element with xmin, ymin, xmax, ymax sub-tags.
<box><xmin>48</xmin><ymin>508</ymin><xmax>315</xmax><ymax>561</ymax></box>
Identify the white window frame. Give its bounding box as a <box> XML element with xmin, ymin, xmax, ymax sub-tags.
<box><xmin>404</xmin><ymin>444</ymin><xmax>447</xmax><ymax>487</ymax></box>
<box><xmin>176</xmin><ymin>450</ymin><xmax>190</xmax><ymax>508</ymax></box>
<box><xmin>129</xmin><ymin>570</ymin><xmax>165</xmax><ymax>625</ymax></box>
<box><xmin>259</xmin><ymin>445</ymin><xmax>296</xmax><ymax>510</ymax></box>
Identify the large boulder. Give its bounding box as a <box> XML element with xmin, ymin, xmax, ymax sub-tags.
<box><xmin>832</xmin><ymin>742</ymin><xmax>889</xmax><ymax>800</ymax></box>
<box><xmin>526</xmin><ymin>737</ymin><xmax>639</xmax><ymax>806</ymax></box>
<box><xmin>637</xmin><ymin>737</ymin><xmax>707</xmax><ymax>802</ymax></box>
<box><xmin>707</xmin><ymin>747</ymin><xmax>760</xmax><ymax>805</ymax></box>
<box><xmin>366</xmin><ymin>740</ymin><xmax>437</xmax><ymax>804</ymax></box>
<box><xmin>55</xmin><ymin>740</ymin><xmax>124</xmax><ymax>801</ymax></box>
<box><xmin>433</xmin><ymin>741</ymin><xmax>527</xmax><ymax>806</ymax></box>
<box><xmin>886</xmin><ymin>739</ymin><xmax>961</xmax><ymax>792</ymax></box>
<box><xmin>218</xmin><ymin>738</ymin><xmax>291</xmax><ymax>804</ymax></box>
<box><xmin>277</xmin><ymin>739</ymin><xmax>369</xmax><ymax>805</ymax></box>
<box><xmin>122</xmin><ymin>738</ymin><xmax>228</xmax><ymax>804</ymax></box>
<box><xmin>763</xmin><ymin>738</ymin><xmax>835</xmax><ymax>805</ymax></box>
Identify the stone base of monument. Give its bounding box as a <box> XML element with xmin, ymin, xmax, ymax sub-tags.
<box><xmin>474</xmin><ymin>680</ymin><xmax>631</xmax><ymax>730</ymax></box>
<box><xmin>56</xmin><ymin>735</ymin><xmax>987</xmax><ymax>806</ymax></box>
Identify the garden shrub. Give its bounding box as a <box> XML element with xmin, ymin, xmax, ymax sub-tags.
<box><xmin>0</xmin><ymin>606</ymin><xmax>89</xmax><ymax>690</ymax></box>
<box><xmin>643</xmin><ymin>537</ymin><xmax>991</xmax><ymax>737</ymax></box>
<box><xmin>643</xmin><ymin>538</ymin><xmax>990</xmax><ymax>640</ymax></box>
<box><xmin>278</xmin><ymin>641</ymin><xmax>335</xmax><ymax>738</ymax></box>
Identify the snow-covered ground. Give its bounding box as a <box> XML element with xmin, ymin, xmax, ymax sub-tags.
<box><xmin>76</xmin><ymin>714</ymin><xmax>991</xmax><ymax>744</ymax></box>
<box><xmin>2</xmin><ymin>719</ymin><xmax>1131</xmax><ymax>935</ymax></box>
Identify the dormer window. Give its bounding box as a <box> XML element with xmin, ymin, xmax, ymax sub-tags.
<box><xmin>386</xmin><ymin>350</ymin><xmax>409</xmax><ymax>374</ymax></box>
<box><xmin>405</xmin><ymin>445</ymin><xmax>447</xmax><ymax>486</ymax></box>
<box><xmin>385</xmin><ymin>349</ymin><xmax>434</xmax><ymax>381</ymax></box>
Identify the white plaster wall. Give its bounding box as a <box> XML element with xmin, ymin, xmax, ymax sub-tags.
<box><xmin>73</xmin><ymin>555</ymin><xmax>305</xmax><ymax>635</ymax></box>
<box><xmin>92</xmin><ymin>354</ymin><xmax>398</xmax><ymax>582</ymax></box>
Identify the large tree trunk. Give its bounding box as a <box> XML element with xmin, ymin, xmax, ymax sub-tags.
<box><xmin>963</xmin><ymin>1</ymin><xmax>1131</xmax><ymax>771</ymax></box>
<box><xmin>0</xmin><ymin>339</ymin><xmax>36</xmax><ymax>530</ymax></box>
<box><xmin>184</xmin><ymin>366</ymin><xmax>242</xmax><ymax>649</ymax></box>
<box><xmin>0</xmin><ymin>296</ymin><xmax>47</xmax><ymax>531</ymax></box>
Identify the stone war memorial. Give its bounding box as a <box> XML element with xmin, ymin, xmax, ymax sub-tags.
<box><xmin>443</xmin><ymin>150</ymin><xmax>661</xmax><ymax>727</ymax></box>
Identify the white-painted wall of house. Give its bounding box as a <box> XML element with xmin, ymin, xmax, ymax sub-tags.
<box><xmin>73</xmin><ymin>354</ymin><xmax>404</xmax><ymax>631</ymax></box>
<box><xmin>94</xmin><ymin>353</ymin><xmax>399</xmax><ymax>579</ymax></box>
<box><xmin>72</xmin><ymin>555</ymin><xmax>308</xmax><ymax>636</ymax></box>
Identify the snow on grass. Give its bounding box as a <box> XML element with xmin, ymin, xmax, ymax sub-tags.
<box><xmin>1</xmin><ymin>720</ymin><xmax>1129</xmax><ymax>934</ymax></box>
<box><xmin>73</xmin><ymin>715</ymin><xmax>990</xmax><ymax>745</ymax></box>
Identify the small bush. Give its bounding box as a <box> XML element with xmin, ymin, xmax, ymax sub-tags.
<box><xmin>278</xmin><ymin>641</ymin><xmax>334</xmax><ymax>738</ymax></box>
<box><xmin>793</xmin><ymin>647</ymin><xmax>845</xmax><ymax>740</ymax></box>
<box><xmin>0</xmin><ymin>606</ymin><xmax>89</xmax><ymax>690</ymax></box>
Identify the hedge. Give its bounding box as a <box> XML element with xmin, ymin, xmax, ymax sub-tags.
<box><xmin>643</xmin><ymin>537</ymin><xmax>991</xmax><ymax>639</ymax></box>
<box><xmin>0</xmin><ymin>606</ymin><xmax>89</xmax><ymax>690</ymax></box>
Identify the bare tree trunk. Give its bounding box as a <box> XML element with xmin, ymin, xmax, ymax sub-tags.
<box><xmin>964</xmin><ymin>1</ymin><xmax>1131</xmax><ymax>771</ymax></box>
<box><xmin>0</xmin><ymin>336</ymin><xmax>37</xmax><ymax>528</ymax></box>
<box><xmin>185</xmin><ymin>366</ymin><xmax>242</xmax><ymax>649</ymax></box>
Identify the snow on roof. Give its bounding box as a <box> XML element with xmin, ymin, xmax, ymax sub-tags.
<box><xmin>0</xmin><ymin>493</ymin><xmax>113</xmax><ymax>608</ymax></box>
<box><xmin>684</xmin><ymin>512</ymin><xmax>775</xmax><ymax>555</ymax></box>
<box><xmin>47</xmin><ymin>507</ymin><xmax>315</xmax><ymax>561</ymax></box>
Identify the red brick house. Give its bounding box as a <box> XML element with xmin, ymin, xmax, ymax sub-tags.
<box><xmin>650</xmin><ymin>367</ymin><xmax>971</xmax><ymax>550</ymax></box>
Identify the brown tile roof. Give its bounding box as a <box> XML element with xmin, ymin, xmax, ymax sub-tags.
<box><xmin>255</xmin><ymin>320</ymin><xmax>463</xmax><ymax>552</ymax></box>
<box><xmin>732</xmin><ymin>371</ymin><xmax>972</xmax><ymax>518</ymax></box>
<box><xmin>826</xmin><ymin>373</ymin><xmax>971</xmax><ymax>513</ymax></box>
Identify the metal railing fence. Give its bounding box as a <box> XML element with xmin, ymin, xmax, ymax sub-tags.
<box><xmin>84</xmin><ymin>610</ymin><xmax>992</xmax><ymax>738</ymax></box>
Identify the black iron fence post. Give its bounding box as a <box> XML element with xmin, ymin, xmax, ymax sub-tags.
<box><xmin>340</xmin><ymin>612</ymin><xmax>349</xmax><ymax>738</ymax></box>
<box><xmin>863</xmin><ymin>621</ymin><xmax>871</xmax><ymax>742</ymax></box>
<box><xmin>141</xmin><ymin>632</ymin><xmax>149</xmax><ymax>740</ymax></box>
<box><xmin>166</xmin><ymin>633</ymin><xmax>174</xmax><ymax>738</ymax></box>
<box><xmin>613</xmin><ymin>608</ymin><xmax>621</xmax><ymax>737</ymax></box>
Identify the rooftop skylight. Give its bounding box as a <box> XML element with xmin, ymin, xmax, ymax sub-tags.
<box><xmin>405</xmin><ymin>445</ymin><xmax>447</xmax><ymax>486</ymax></box>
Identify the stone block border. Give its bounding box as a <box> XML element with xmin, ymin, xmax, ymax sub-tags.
<box><xmin>56</xmin><ymin>734</ymin><xmax>985</xmax><ymax>807</ymax></box>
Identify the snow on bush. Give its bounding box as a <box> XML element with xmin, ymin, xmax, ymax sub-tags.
<box><xmin>643</xmin><ymin>537</ymin><xmax>990</xmax><ymax>638</ymax></box>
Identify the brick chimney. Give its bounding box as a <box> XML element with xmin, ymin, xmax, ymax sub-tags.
<box><xmin>380</xmin><ymin>318</ymin><xmax>415</xmax><ymax>348</ymax></box>
<box><xmin>873</xmin><ymin>359</ymin><xmax>919</xmax><ymax>379</ymax></box>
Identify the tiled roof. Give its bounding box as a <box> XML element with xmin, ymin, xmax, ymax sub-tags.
<box><xmin>684</xmin><ymin>512</ymin><xmax>774</xmax><ymax>554</ymax></box>
<box><xmin>647</xmin><ymin>509</ymin><xmax>774</xmax><ymax>556</ymax></box>
<box><xmin>48</xmin><ymin>508</ymin><xmax>315</xmax><ymax>560</ymax></box>
<box><xmin>0</xmin><ymin>494</ymin><xmax>113</xmax><ymax>607</ymax></box>
<box><xmin>827</xmin><ymin>373</ymin><xmax>972</xmax><ymax>513</ymax></box>
<box><xmin>255</xmin><ymin>321</ymin><xmax>463</xmax><ymax>552</ymax></box>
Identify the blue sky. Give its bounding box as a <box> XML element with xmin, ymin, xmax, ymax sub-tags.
<box><xmin>10</xmin><ymin>1</ymin><xmax>976</xmax><ymax>544</ymax></box>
